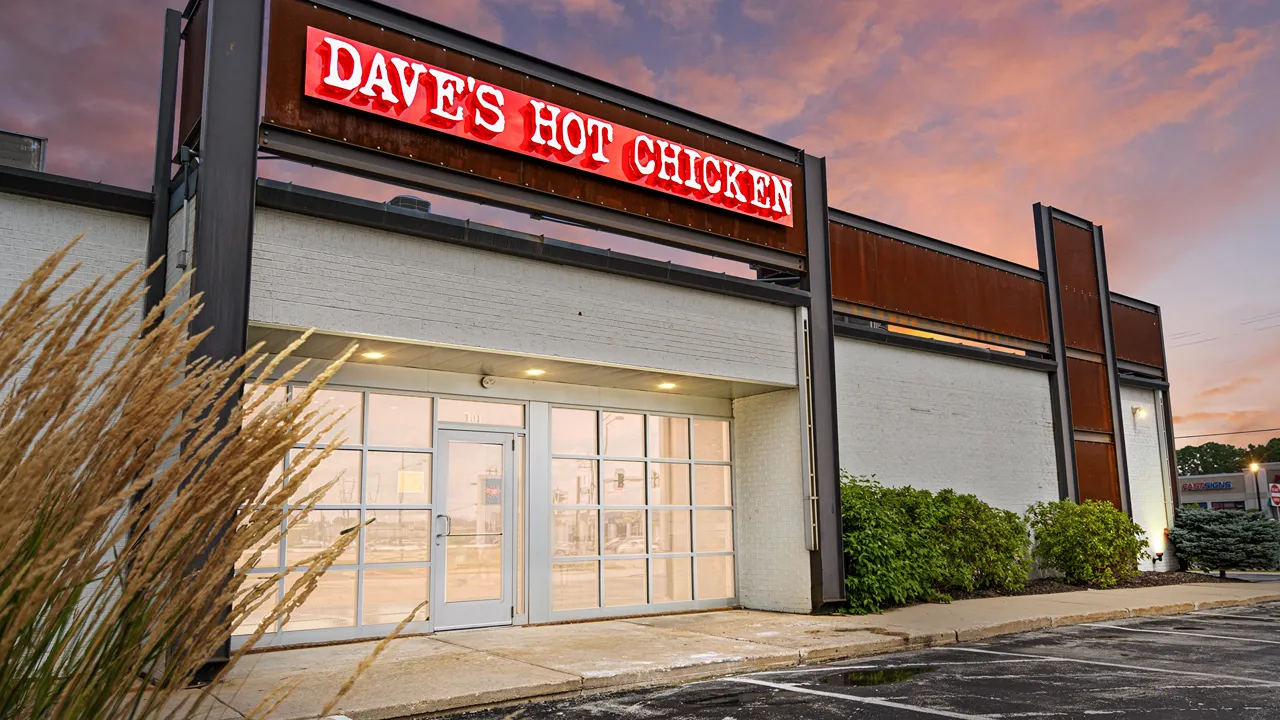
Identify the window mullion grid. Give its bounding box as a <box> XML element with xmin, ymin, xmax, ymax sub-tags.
<box><xmin>356</xmin><ymin>390</ymin><xmax>370</xmax><ymax>627</ymax></box>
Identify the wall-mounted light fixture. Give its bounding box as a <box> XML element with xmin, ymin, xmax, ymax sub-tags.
<box><xmin>1132</xmin><ymin>406</ymin><xmax>1148</xmax><ymax>420</ymax></box>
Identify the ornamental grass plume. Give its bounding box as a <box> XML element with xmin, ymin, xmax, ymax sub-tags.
<box><xmin>0</xmin><ymin>237</ymin><xmax>409</xmax><ymax>719</ymax></box>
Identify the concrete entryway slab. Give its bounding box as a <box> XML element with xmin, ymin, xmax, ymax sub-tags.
<box><xmin>434</xmin><ymin>619</ymin><xmax>799</xmax><ymax>689</ymax></box>
<box><xmin>626</xmin><ymin>610</ymin><xmax>906</xmax><ymax>662</ymax></box>
<box><xmin>212</xmin><ymin>636</ymin><xmax>580</xmax><ymax>720</ymax></box>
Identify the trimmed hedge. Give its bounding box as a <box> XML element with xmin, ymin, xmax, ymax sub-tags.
<box><xmin>1026</xmin><ymin>499</ymin><xmax>1148</xmax><ymax>587</ymax></box>
<box><xmin>840</xmin><ymin>472</ymin><xmax>1031</xmax><ymax>614</ymax></box>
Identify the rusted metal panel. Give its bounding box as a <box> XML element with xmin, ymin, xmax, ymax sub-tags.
<box><xmin>1075</xmin><ymin>440</ymin><xmax>1121</xmax><ymax>508</ymax></box>
<box><xmin>262</xmin><ymin>0</ymin><xmax>806</xmax><ymax>258</ymax></box>
<box><xmin>829</xmin><ymin>223</ymin><xmax>1050</xmax><ymax>344</ymax></box>
<box><xmin>177</xmin><ymin>0</ymin><xmax>208</xmax><ymax>149</ymax></box>
<box><xmin>1052</xmin><ymin>219</ymin><xmax>1104</xmax><ymax>353</ymax></box>
<box><xmin>1067</xmin><ymin>357</ymin><xmax>1113</xmax><ymax>433</ymax></box>
<box><xmin>1111</xmin><ymin>302</ymin><xmax>1165</xmax><ymax>369</ymax></box>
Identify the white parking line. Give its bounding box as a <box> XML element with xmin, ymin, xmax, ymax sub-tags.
<box><xmin>1191</xmin><ymin>611</ymin><xmax>1280</xmax><ymax>621</ymax></box>
<box><xmin>748</xmin><ymin>658</ymin><xmax>1053</xmax><ymax>676</ymax></box>
<box><xmin>1079</xmin><ymin>622</ymin><xmax>1280</xmax><ymax>645</ymax></box>
<box><xmin>725</xmin><ymin>677</ymin><xmax>995</xmax><ymax>718</ymax></box>
<box><xmin>946</xmin><ymin>646</ymin><xmax>1280</xmax><ymax>686</ymax></box>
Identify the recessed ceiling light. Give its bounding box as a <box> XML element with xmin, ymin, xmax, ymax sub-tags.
<box><xmin>361</xmin><ymin>351</ymin><xmax>386</xmax><ymax>360</ymax></box>
<box><xmin>658</xmin><ymin>382</ymin><xmax>676</xmax><ymax>390</ymax></box>
<box><xmin>525</xmin><ymin>368</ymin><xmax>546</xmax><ymax>376</ymax></box>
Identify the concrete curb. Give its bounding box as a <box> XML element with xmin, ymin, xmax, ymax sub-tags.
<box><xmin>293</xmin><ymin>589</ymin><xmax>1280</xmax><ymax>719</ymax></box>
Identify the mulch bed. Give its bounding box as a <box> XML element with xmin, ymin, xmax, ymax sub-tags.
<box><xmin>948</xmin><ymin>571</ymin><xmax>1247</xmax><ymax>601</ymax></box>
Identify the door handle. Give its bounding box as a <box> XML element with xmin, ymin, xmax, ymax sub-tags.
<box><xmin>436</xmin><ymin>514</ymin><xmax>452</xmax><ymax>537</ymax></box>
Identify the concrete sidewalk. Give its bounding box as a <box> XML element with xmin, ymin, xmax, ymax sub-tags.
<box><xmin>191</xmin><ymin>582</ymin><xmax>1280</xmax><ymax>720</ymax></box>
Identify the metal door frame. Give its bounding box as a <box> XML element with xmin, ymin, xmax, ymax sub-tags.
<box><xmin>432</xmin><ymin>429</ymin><xmax>517</xmax><ymax>630</ymax></box>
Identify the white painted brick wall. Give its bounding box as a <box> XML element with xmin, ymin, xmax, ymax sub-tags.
<box><xmin>834</xmin><ymin>338</ymin><xmax>1059</xmax><ymax>515</ymax></box>
<box><xmin>732</xmin><ymin>389</ymin><xmax>812</xmax><ymax>613</ymax></box>
<box><xmin>248</xmin><ymin>208</ymin><xmax>797</xmax><ymax>385</ymax></box>
<box><xmin>1121</xmin><ymin>385</ymin><xmax>1178</xmax><ymax>571</ymax></box>
<box><xmin>0</xmin><ymin>192</ymin><xmax>147</xmax><ymax>334</ymax></box>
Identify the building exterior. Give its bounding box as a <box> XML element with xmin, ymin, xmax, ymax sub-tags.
<box><xmin>0</xmin><ymin>0</ymin><xmax>1180</xmax><ymax>656</ymax></box>
<box><xmin>1180</xmin><ymin>462</ymin><xmax>1280</xmax><ymax>516</ymax></box>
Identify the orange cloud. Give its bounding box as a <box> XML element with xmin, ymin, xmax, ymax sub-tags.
<box><xmin>1198</xmin><ymin>376</ymin><xmax>1263</xmax><ymax>399</ymax></box>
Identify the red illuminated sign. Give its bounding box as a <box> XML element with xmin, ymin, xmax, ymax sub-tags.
<box><xmin>303</xmin><ymin>28</ymin><xmax>794</xmax><ymax>227</ymax></box>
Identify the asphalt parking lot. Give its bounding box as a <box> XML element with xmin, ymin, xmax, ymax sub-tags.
<box><xmin>461</xmin><ymin>601</ymin><xmax>1280</xmax><ymax>719</ymax></box>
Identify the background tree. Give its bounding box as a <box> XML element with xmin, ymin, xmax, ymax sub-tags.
<box><xmin>1177</xmin><ymin>441</ymin><xmax>1247</xmax><ymax>476</ymax></box>
<box><xmin>1170</xmin><ymin>507</ymin><xmax>1280</xmax><ymax>577</ymax></box>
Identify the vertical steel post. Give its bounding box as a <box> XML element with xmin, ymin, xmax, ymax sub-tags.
<box><xmin>1034</xmin><ymin>203</ymin><xmax>1078</xmax><ymax>501</ymax></box>
<box><xmin>800</xmin><ymin>154</ymin><xmax>844</xmax><ymax>607</ymax></box>
<box><xmin>144</xmin><ymin>9</ymin><xmax>183</xmax><ymax>329</ymax></box>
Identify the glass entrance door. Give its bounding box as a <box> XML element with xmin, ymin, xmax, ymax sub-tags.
<box><xmin>432</xmin><ymin>430</ymin><xmax>516</xmax><ymax>629</ymax></box>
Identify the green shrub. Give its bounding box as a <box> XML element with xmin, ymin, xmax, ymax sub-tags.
<box><xmin>1170</xmin><ymin>508</ymin><xmax>1280</xmax><ymax>576</ymax></box>
<box><xmin>933</xmin><ymin>490</ymin><xmax>1032</xmax><ymax>593</ymax></box>
<box><xmin>840</xmin><ymin>473</ymin><xmax>1031</xmax><ymax>613</ymax></box>
<box><xmin>1026</xmin><ymin>499</ymin><xmax>1149</xmax><ymax>586</ymax></box>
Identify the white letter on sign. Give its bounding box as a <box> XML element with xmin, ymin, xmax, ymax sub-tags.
<box><xmin>322</xmin><ymin>37</ymin><xmax>362</xmax><ymax>91</ymax></box>
<box><xmin>428</xmin><ymin>69</ymin><xmax>466</xmax><ymax>122</ymax></box>
<box><xmin>682</xmin><ymin>147</ymin><xmax>703</xmax><ymax>191</ymax></box>
<box><xmin>528</xmin><ymin>100</ymin><xmax>562</xmax><ymax>150</ymax></box>
<box><xmin>633</xmin><ymin>135</ymin><xmax>656</xmax><ymax>175</ymax></box>
<box><xmin>586</xmin><ymin>118</ymin><xmax>613</xmax><ymax>163</ymax></box>
<box><xmin>359</xmin><ymin>52</ymin><xmax>399</xmax><ymax>103</ymax></box>
<box><xmin>655</xmin><ymin>140</ymin><xmax>681</xmax><ymax>183</ymax></box>
<box><xmin>701</xmin><ymin>156</ymin><xmax>722</xmax><ymax>194</ymax></box>
<box><xmin>747</xmin><ymin>168</ymin><xmax>773</xmax><ymax>211</ymax></box>
<box><xmin>772</xmin><ymin>176</ymin><xmax>793</xmax><ymax>216</ymax></box>
<box><xmin>723</xmin><ymin>162</ymin><xmax>747</xmax><ymax>203</ymax></box>
<box><xmin>562</xmin><ymin>112</ymin><xmax>587</xmax><ymax>156</ymax></box>
<box><xmin>389</xmin><ymin>57</ymin><xmax>427</xmax><ymax>107</ymax></box>
<box><xmin>474</xmin><ymin>84</ymin><xmax>505</xmax><ymax>133</ymax></box>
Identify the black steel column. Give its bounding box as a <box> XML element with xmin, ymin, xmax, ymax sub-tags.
<box><xmin>187</xmin><ymin>0</ymin><xmax>265</xmax><ymax>685</ymax></box>
<box><xmin>144</xmin><ymin>8</ymin><xmax>183</xmax><ymax>329</ymax></box>
<box><xmin>801</xmin><ymin>154</ymin><xmax>844</xmax><ymax>607</ymax></box>
<box><xmin>1034</xmin><ymin>203</ymin><xmax>1078</xmax><ymax>501</ymax></box>
<box><xmin>1093</xmin><ymin>225</ymin><xmax>1132</xmax><ymax>515</ymax></box>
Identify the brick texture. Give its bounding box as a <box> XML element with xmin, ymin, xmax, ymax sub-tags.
<box><xmin>248</xmin><ymin>208</ymin><xmax>797</xmax><ymax>385</ymax></box>
<box><xmin>834</xmin><ymin>337</ymin><xmax>1059</xmax><ymax>515</ymax></box>
<box><xmin>732</xmin><ymin>389</ymin><xmax>812</xmax><ymax>613</ymax></box>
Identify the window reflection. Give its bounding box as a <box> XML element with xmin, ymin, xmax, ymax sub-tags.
<box><xmin>285</xmin><ymin>509</ymin><xmax>359</xmax><ymax>566</ymax></box>
<box><xmin>649</xmin><ymin>510</ymin><xmax>691</xmax><ymax>554</ymax></box>
<box><xmin>601</xmin><ymin>461</ymin><xmax>645</xmax><ymax>505</ymax></box>
<box><xmin>366</xmin><ymin>451</ymin><xmax>431</xmax><ymax>505</ymax></box>
<box><xmin>602</xmin><ymin>413</ymin><xmax>644</xmax><ymax>457</ymax></box>
<box><xmin>696</xmin><ymin>556</ymin><xmax>734</xmax><ymax>600</ymax></box>
<box><xmin>648</xmin><ymin>416</ymin><xmax>689</xmax><ymax>459</ymax></box>
<box><xmin>651</xmin><ymin>557</ymin><xmax>692</xmax><ymax>603</ymax></box>
<box><xmin>693</xmin><ymin>419</ymin><xmax>730</xmax><ymax>461</ymax></box>
<box><xmin>552</xmin><ymin>510</ymin><xmax>598</xmax><ymax>557</ymax></box>
<box><xmin>367</xmin><ymin>393</ymin><xmax>432</xmax><ymax>448</ymax></box>
<box><xmin>552</xmin><ymin>458</ymin><xmax>597</xmax><ymax>505</ymax></box>
<box><xmin>363</xmin><ymin>567</ymin><xmax>429</xmax><ymax>625</ymax></box>
<box><xmin>552</xmin><ymin>561</ymin><xmax>599</xmax><ymax>611</ymax></box>
<box><xmin>603</xmin><ymin>510</ymin><xmax>646</xmax><ymax>556</ymax></box>
<box><xmin>650</xmin><ymin>463</ymin><xmax>691</xmax><ymax>506</ymax></box>
<box><xmin>604</xmin><ymin>559</ymin><xmax>647</xmax><ymax>607</ymax></box>
<box><xmin>365</xmin><ymin>509</ymin><xmax>431</xmax><ymax>562</ymax></box>
<box><xmin>308</xmin><ymin>389</ymin><xmax>363</xmax><ymax>446</ymax></box>
<box><xmin>289</xmin><ymin>449</ymin><xmax>361</xmax><ymax>506</ymax></box>
<box><xmin>694</xmin><ymin>465</ymin><xmax>732</xmax><ymax>506</ymax></box>
<box><xmin>552</xmin><ymin>408</ymin><xmax>597</xmax><ymax>455</ymax></box>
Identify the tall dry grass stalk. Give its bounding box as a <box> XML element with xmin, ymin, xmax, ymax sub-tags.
<box><xmin>0</xmin><ymin>238</ymin><xmax>405</xmax><ymax>719</ymax></box>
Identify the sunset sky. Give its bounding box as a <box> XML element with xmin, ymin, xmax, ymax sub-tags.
<box><xmin>3</xmin><ymin>0</ymin><xmax>1277</xmax><ymax>447</ymax></box>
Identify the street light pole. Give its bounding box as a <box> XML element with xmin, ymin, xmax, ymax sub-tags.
<box><xmin>1250</xmin><ymin>462</ymin><xmax>1262</xmax><ymax>512</ymax></box>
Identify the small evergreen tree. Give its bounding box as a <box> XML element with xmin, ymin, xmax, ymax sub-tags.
<box><xmin>1170</xmin><ymin>508</ymin><xmax>1280</xmax><ymax>577</ymax></box>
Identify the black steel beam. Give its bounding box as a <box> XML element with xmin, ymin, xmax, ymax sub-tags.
<box><xmin>1034</xmin><ymin>203</ymin><xmax>1078</xmax><ymax>502</ymax></box>
<box><xmin>800</xmin><ymin>155</ymin><xmax>844</xmax><ymax>607</ymax></box>
<box><xmin>1094</xmin><ymin>224</ymin><xmax>1132</xmax><ymax>516</ymax></box>
<box><xmin>0</xmin><ymin>166</ymin><xmax>150</xmax><ymax>216</ymax></box>
<box><xmin>186</xmin><ymin>0</ymin><xmax>265</xmax><ymax>686</ymax></box>
<box><xmin>145</xmin><ymin>8</ymin><xmax>183</xmax><ymax>329</ymax></box>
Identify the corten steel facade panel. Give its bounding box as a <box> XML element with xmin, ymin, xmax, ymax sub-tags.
<box><xmin>178</xmin><ymin>0</ymin><xmax>208</xmax><ymax>149</ymax></box>
<box><xmin>1052</xmin><ymin>219</ymin><xmax>1105</xmax><ymax>353</ymax></box>
<box><xmin>262</xmin><ymin>0</ymin><xmax>806</xmax><ymax>258</ymax></box>
<box><xmin>828</xmin><ymin>223</ymin><xmax>1049</xmax><ymax>344</ymax></box>
<box><xmin>1075</xmin><ymin>440</ymin><xmax>1122</xmax><ymax>508</ymax></box>
<box><xmin>1066</xmin><ymin>357</ymin><xmax>1113</xmax><ymax>433</ymax></box>
<box><xmin>1111</xmin><ymin>302</ymin><xmax>1165</xmax><ymax>370</ymax></box>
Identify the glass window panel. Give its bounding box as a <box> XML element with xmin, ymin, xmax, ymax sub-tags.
<box><xmin>365</xmin><ymin>510</ymin><xmax>431</xmax><ymax>562</ymax></box>
<box><xmin>552</xmin><ymin>509</ymin><xmax>598</xmax><ymax>557</ymax></box>
<box><xmin>694</xmin><ymin>465</ymin><xmax>732</xmax><ymax>507</ymax></box>
<box><xmin>649</xmin><ymin>510</ymin><xmax>691</xmax><ymax>554</ymax></box>
<box><xmin>602</xmin><ymin>412</ymin><xmax>644</xmax><ymax>457</ymax></box>
<box><xmin>243</xmin><ymin>384</ymin><xmax>285</xmax><ymax>425</ymax></box>
<box><xmin>603</xmin><ymin>559</ymin><xmax>648</xmax><ymax>607</ymax></box>
<box><xmin>552</xmin><ymin>408</ymin><xmax>597</xmax><ymax>455</ymax></box>
<box><xmin>363</xmin><ymin>567</ymin><xmax>429</xmax><ymax>625</ymax></box>
<box><xmin>696</xmin><ymin>556</ymin><xmax>735</xmax><ymax>600</ymax></box>
<box><xmin>651</xmin><ymin>557</ymin><xmax>692</xmax><ymax>604</ymax></box>
<box><xmin>552</xmin><ymin>561</ymin><xmax>599</xmax><ymax>611</ymax></box>
<box><xmin>282</xmin><ymin>570</ymin><xmax>357</xmax><ymax>631</ymax></box>
<box><xmin>438</xmin><ymin>399</ymin><xmax>524</xmax><ymax>427</ymax></box>
<box><xmin>551</xmin><ymin>459</ymin><xmax>597</xmax><ymax>505</ymax></box>
<box><xmin>695</xmin><ymin>510</ymin><xmax>734</xmax><ymax>553</ymax></box>
<box><xmin>693</xmin><ymin>419</ymin><xmax>731</xmax><ymax>462</ymax></box>
<box><xmin>445</xmin><ymin>535</ymin><xmax>503</xmax><ymax>602</ymax></box>
<box><xmin>307</xmin><ymin>389</ymin><xmax>363</xmax><ymax>446</ymax></box>
<box><xmin>650</xmin><ymin>463</ymin><xmax>691</xmax><ymax>506</ymax></box>
<box><xmin>601</xmin><ymin>461</ymin><xmax>645</xmax><ymax>505</ymax></box>
<box><xmin>285</xmin><ymin>509</ymin><xmax>360</xmax><ymax>566</ymax></box>
<box><xmin>238</xmin><ymin>518</ymin><xmax>282</xmax><ymax>571</ymax></box>
<box><xmin>444</xmin><ymin>441</ymin><xmax>505</xmax><ymax>535</ymax></box>
<box><xmin>648</xmin><ymin>416</ymin><xmax>690</xmax><ymax>459</ymax></box>
<box><xmin>367</xmin><ymin>393</ymin><xmax>433</xmax><ymax>448</ymax></box>
<box><xmin>289</xmin><ymin>449</ymin><xmax>361</xmax><ymax>506</ymax></box>
<box><xmin>233</xmin><ymin>575</ymin><xmax>280</xmax><ymax>636</ymax></box>
<box><xmin>366</xmin><ymin>451</ymin><xmax>431</xmax><ymax>505</ymax></box>
<box><xmin>602</xmin><ymin>510</ymin><xmax>646</xmax><ymax>556</ymax></box>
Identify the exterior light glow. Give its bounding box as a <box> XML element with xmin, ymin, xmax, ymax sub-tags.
<box><xmin>525</xmin><ymin>369</ymin><xmax>546</xmax><ymax>376</ymax></box>
<box><xmin>658</xmin><ymin>382</ymin><xmax>676</xmax><ymax>390</ymax></box>
<box><xmin>360</xmin><ymin>351</ymin><xmax>386</xmax><ymax>360</ymax></box>
<box><xmin>1132</xmin><ymin>406</ymin><xmax>1148</xmax><ymax>419</ymax></box>
<box><xmin>1251</xmin><ymin>462</ymin><xmax>1261</xmax><ymax>473</ymax></box>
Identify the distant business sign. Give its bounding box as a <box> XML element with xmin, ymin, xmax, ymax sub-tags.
<box><xmin>304</xmin><ymin>28</ymin><xmax>795</xmax><ymax>227</ymax></box>
<box><xmin>1181</xmin><ymin>480</ymin><xmax>1234</xmax><ymax>491</ymax></box>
